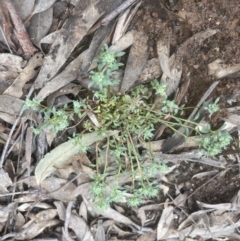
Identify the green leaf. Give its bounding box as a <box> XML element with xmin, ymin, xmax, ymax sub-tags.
<box><xmin>35</xmin><ymin>130</ymin><xmax>119</xmax><ymax>185</ymax></box>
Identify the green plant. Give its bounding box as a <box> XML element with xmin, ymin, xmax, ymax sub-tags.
<box><xmin>25</xmin><ymin>44</ymin><xmax>232</xmax><ymax>210</ymax></box>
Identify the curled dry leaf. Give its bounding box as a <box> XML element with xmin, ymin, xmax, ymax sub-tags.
<box><xmin>35</xmin><ymin>131</ymin><xmax>119</xmax><ymax>184</ymax></box>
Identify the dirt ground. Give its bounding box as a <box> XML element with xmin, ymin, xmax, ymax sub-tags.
<box><xmin>131</xmin><ymin>0</ymin><xmax>240</xmax><ymax>213</ymax></box>
<box><xmin>1</xmin><ymin>0</ymin><xmax>240</xmax><ymax>239</ymax></box>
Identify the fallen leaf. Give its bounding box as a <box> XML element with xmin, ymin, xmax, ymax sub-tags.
<box><xmin>208</xmin><ymin>59</ymin><xmax>240</xmax><ymax>79</ymax></box>
<box><xmin>34</xmin><ymin>0</ymin><xmax>112</xmax><ymax>89</ymax></box>
<box><xmin>25</xmin><ymin>0</ymin><xmax>57</xmax><ymax>23</ymax></box>
<box><xmin>120</xmin><ymin>31</ymin><xmax>149</xmax><ymax>92</ymax></box>
<box><xmin>12</xmin><ymin>0</ymin><xmax>34</xmax><ymax>21</ymax></box>
<box><xmin>157</xmin><ymin>205</ymin><xmax>174</xmax><ymax>240</ymax></box>
<box><xmin>80</xmin><ymin>0</ymin><xmax>124</xmax><ymax>74</ymax></box>
<box><xmin>35</xmin><ymin>131</ymin><xmax>119</xmax><ymax>184</ymax></box>
<box><xmin>16</xmin><ymin>219</ymin><xmax>60</xmax><ymax>240</ymax></box>
<box><xmin>95</xmin><ymin>220</ymin><xmax>105</xmax><ymax>241</ymax></box>
<box><xmin>55</xmin><ymin>200</ymin><xmax>94</xmax><ymax>240</ymax></box>
<box><xmin>157</xmin><ymin>39</ymin><xmax>175</xmax><ymax>79</ymax></box>
<box><xmin>28</xmin><ymin>8</ymin><xmax>53</xmax><ymax>48</ymax></box>
<box><xmin>23</xmin><ymin>176</ymin><xmax>77</xmax><ymax>202</ymax></box>
<box><xmin>192</xmin><ymin>170</ymin><xmax>219</xmax><ymax>179</ymax></box>
<box><xmin>0</xmin><ymin>202</ymin><xmax>18</xmax><ymax>222</ymax></box>
<box><xmin>36</xmin><ymin>51</ymin><xmax>86</xmax><ymax>100</ymax></box>
<box><xmin>0</xmin><ymin>95</ymin><xmax>24</xmax><ymax>124</ymax></box>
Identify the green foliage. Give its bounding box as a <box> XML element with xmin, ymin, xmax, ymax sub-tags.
<box><xmin>24</xmin><ymin>97</ymin><xmax>43</xmax><ymax>111</ymax></box>
<box><xmin>199</xmin><ymin>130</ymin><xmax>232</xmax><ymax>157</ymax></box>
<box><xmin>203</xmin><ymin>97</ymin><xmax>221</xmax><ymax>117</ymax></box>
<box><xmin>25</xmin><ymin>44</ymin><xmax>232</xmax><ymax>210</ymax></box>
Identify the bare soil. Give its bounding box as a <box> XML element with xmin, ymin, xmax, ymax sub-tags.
<box><xmin>132</xmin><ymin>0</ymin><xmax>240</xmax><ymax>212</ymax></box>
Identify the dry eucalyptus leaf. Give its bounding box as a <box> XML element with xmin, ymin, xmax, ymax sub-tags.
<box><xmin>99</xmin><ymin>207</ymin><xmax>141</xmax><ymax>230</ymax></box>
<box><xmin>110</xmin><ymin>30</ymin><xmax>134</xmax><ymax>53</ymax></box>
<box><xmin>16</xmin><ymin>219</ymin><xmax>60</xmax><ymax>240</ymax></box>
<box><xmin>18</xmin><ymin>202</ymin><xmax>52</xmax><ymax>212</ymax></box>
<box><xmin>15</xmin><ymin>212</ymin><xmax>25</xmax><ymax>232</ymax></box>
<box><xmin>0</xmin><ymin>95</ymin><xmax>24</xmax><ymax>124</ymax></box>
<box><xmin>197</xmin><ymin>201</ymin><xmax>232</xmax><ymax>211</ymax></box>
<box><xmin>138</xmin><ymin>58</ymin><xmax>162</xmax><ymax>83</ymax></box>
<box><xmin>28</xmin><ymin>8</ymin><xmax>53</xmax><ymax>48</ymax></box>
<box><xmin>120</xmin><ymin>31</ymin><xmax>149</xmax><ymax>93</ymax></box>
<box><xmin>36</xmin><ymin>50</ymin><xmax>86</xmax><ymax>100</ymax></box>
<box><xmin>12</xmin><ymin>0</ymin><xmax>34</xmax><ymax>21</ymax></box>
<box><xmin>34</xmin><ymin>0</ymin><xmax>111</xmax><ymax>89</ymax></box>
<box><xmin>157</xmin><ymin>39</ymin><xmax>175</xmax><ymax>79</ymax></box>
<box><xmin>54</xmin><ymin>201</ymin><xmax>94</xmax><ymax>240</ymax></box>
<box><xmin>54</xmin><ymin>201</ymin><xmax>65</xmax><ymax>220</ymax></box>
<box><xmin>80</xmin><ymin>0</ymin><xmax>124</xmax><ymax>74</ymax></box>
<box><xmin>46</xmin><ymin>83</ymin><xmax>81</xmax><ymax>107</ymax></box>
<box><xmin>3</xmin><ymin>53</ymin><xmax>44</xmax><ymax>98</ymax></box>
<box><xmin>95</xmin><ymin>220</ymin><xmax>105</xmax><ymax>241</ymax></box>
<box><xmin>0</xmin><ymin>202</ymin><xmax>18</xmax><ymax>223</ymax></box>
<box><xmin>178</xmin><ymin>209</ymin><xmax>213</xmax><ymax>231</ymax></box>
<box><xmin>35</xmin><ymin>131</ymin><xmax>118</xmax><ymax>184</ymax></box>
<box><xmin>79</xmin><ymin>201</ymin><xmax>88</xmax><ymax>222</ymax></box>
<box><xmin>112</xmin><ymin>1</ymin><xmax>141</xmax><ymax>44</ymax></box>
<box><xmin>192</xmin><ymin>170</ymin><xmax>218</xmax><ymax>179</ymax></box>
<box><xmin>69</xmin><ymin>213</ymin><xmax>94</xmax><ymax>241</ymax></box>
<box><xmin>223</xmin><ymin>114</ymin><xmax>240</xmax><ymax>126</ymax></box>
<box><xmin>25</xmin><ymin>0</ymin><xmax>57</xmax><ymax>23</ymax></box>
<box><xmin>32</xmin><ymin>209</ymin><xmax>58</xmax><ymax>222</ymax></box>
<box><xmin>23</xmin><ymin>176</ymin><xmax>77</xmax><ymax>202</ymax></box>
<box><xmin>208</xmin><ymin>59</ymin><xmax>240</xmax><ymax>79</ymax></box>
<box><xmin>40</xmin><ymin>29</ymin><xmax>62</xmax><ymax>45</ymax></box>
<box><xmin>157</xmin><ymin>205</ymin><xmax>174</xmax><ymax>240</ymax></box>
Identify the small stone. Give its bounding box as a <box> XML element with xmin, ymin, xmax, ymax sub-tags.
<box><xmin>151</xmin><ymin>12</ymin><xmax>158</xmax><ymax>18</ymax></box>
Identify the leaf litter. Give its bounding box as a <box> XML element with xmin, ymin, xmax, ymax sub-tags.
<box><xmin>1</xmin><ymin>0</ymin><xmax>240</xmax><ymax>240</ymax></box>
